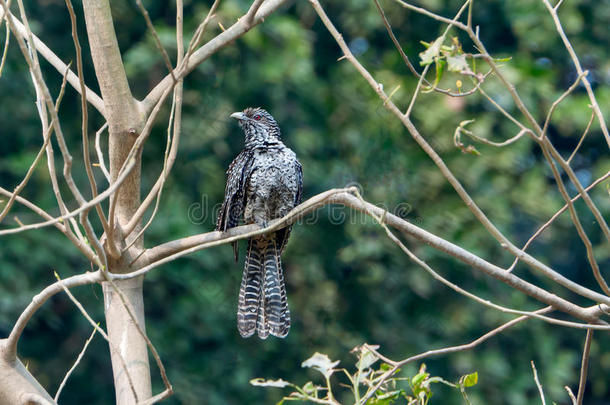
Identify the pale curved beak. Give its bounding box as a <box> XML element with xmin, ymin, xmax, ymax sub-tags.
<box><xmin>230</xmin><ymin>112</ymin><xmax>247</xmax><ymax>120</ymax></box>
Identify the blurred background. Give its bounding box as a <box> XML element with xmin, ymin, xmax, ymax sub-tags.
<box><xmin>0</xmin><ymin>0</ymin><xmax>609</xmax><ymax>403</ymax></box>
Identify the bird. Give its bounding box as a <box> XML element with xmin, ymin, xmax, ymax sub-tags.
<box><xmin>216</xmin><ymin>107</ymin><xmax>303</xmax><ymax>339</ymax></box>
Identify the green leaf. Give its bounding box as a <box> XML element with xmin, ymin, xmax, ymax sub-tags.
<box><xmin>433</xmin><ymin>59</ymin><xmax>446</xmax><ymax>88</ymax></box>
<box><xmin>462</xmin><ymin>372</ymin><xmax>478</xmax><ymax>387</ymax></box>
<box><xmin>447</xmin><ymin>54</ymin><xmax>469</xmax><ymax>73</ymax></box>
<box><xmin>370</xmin><ymin>389</ymin><xmax>405</xmax><ymax>405</ymax></box>
<box><xmin>411</xmin><ymin>371</ymin><xmax>429</xmax><ymax>388</ymax></box>
<box><xmin>419</xmin><ymin>37</ymin><xmax>443</xmax><ymax>65</ymax></box>
<box><xmin>302</xmin><ymin>381</ymin><xmax>316</xmax><ymax>395</ymax></box>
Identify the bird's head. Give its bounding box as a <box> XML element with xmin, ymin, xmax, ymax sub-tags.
<box><xmin>230</xmin><ymin>107</ymin><xmax>281</xmax><ymax>148</ymax></box>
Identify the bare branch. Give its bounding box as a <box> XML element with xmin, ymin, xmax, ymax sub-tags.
<box><xmin>246</xmin><ymin>0</ymin><xmax>266</xmax><ymax>24</ymax></box>
<box><xmin>141</xmin><ymin>0</ymin><xmax>287</xmax><ymax>114</ymax></box>
<box><xmin>3</xmin><ymin>271</ymin><xmax>103</xmax><ymax>362</ymax></box>
<box><xmin>0</xmin><ymin>19</ymin><xmax>9</xmax><ymax>77</ymax></box>
<box><xmin>124</xmin><ymin>85</ymin><xmax>181</xmax><ymax>251</ymax></box>
<box><xmin>134</xmin><ymin>0</ymin><xmax>176</xmax><ymax>82</ymax></box>
<box><xmin>0</xmin><ymin>6</ymin><xmax>105</xmax><ymax>116</ymax></box>
<box><xmin>308</xmin><ymin>0</ymin><xmax>610</xmax><ymax>307</ymax></box>
<box><xmin>128</xmin><ymin>188</ymin><xmax>609</xmax><ymax>324</ymax></box>
<box><xmin>541</xmin><ymin>137</ymin><xmax>610</xmax><ymax>243</ymax></box>
<box><xmin>507</xmin><ymin>171</ymin><xmax>610</xmax><ymax>272</ymax></box>
<box><xmin>541</xmin><ymin>0</ymin><xmax>610</xmax><ymax>148</ymax></box>
<box><xmin>7</xmin><ymin>0</ymin><xmax>108</xmax><ymax>268</ymax></box>
<box><xmin>185</xmin><ymin>0</ymin><xmax>221</xmax><ymax>57</ymax></box>
<box><xmin>64</xmin><ymin>0</ymin><xmax>117</xmax><ymax>259</ymax></box>
<box><xmin>362</xmin><ymin>197</ymin><xmax>604</xmax><ymax>329</ymax></box>
<box><xmin>0</xmin><ymin>62</ymin><xmax>69</xmax><ymax>224</ymax></box>
<box><xmin>0</xmin><ymin>152</ymin><xmax>138</xmax><ymax>237</ymax></box>
<box><xmin>540</xmin><ymin>143</ymin><xmax>610</xmax><ymax>295</ymax></box>
<box><xmin>0</xmin><ymin>187</ymin><xmax>98</xmax><ymax>263</ymax></box>
<box><xmin>541</xmin><ymin>70</ymin><xmax>588</xmax><ymax>136</ymax></box>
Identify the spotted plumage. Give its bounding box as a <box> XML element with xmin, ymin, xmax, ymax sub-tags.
<box><xmin>217</xmin><ymin>107</ymin><xmax>303</xmax><ymax>339</ymax></box>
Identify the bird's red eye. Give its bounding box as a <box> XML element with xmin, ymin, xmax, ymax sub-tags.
<box><xmin>253</xmin><ymin>114</ymin><xmax>262</xmax><ymax>121</ymax></box>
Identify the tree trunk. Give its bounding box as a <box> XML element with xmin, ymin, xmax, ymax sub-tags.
<box><xmin>81</xmin><ymin>1</ymin><xmax>150</xmax><ymax>403</ymax></box>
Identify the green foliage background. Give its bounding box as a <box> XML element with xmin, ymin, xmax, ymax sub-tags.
<box><xmin>0</xmin><ymin>0</ymin><xmax>609</xmax><ymax>404</ymax></box>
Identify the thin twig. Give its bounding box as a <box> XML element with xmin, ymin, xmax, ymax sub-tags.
<box><xmin>541</xmin><ymin>70</ymin><xmax>588</xmax><ymax>136</ymax></box>
<box><xmin>531</xmin><ymin>361</ymin><xmax>546</xmax><ymax>405</ymax></box>
<box><xmin>542</xmin><ymin>136</ymin><xmax>610</xmax><ymax>243</ymax></box>
<box><xmin>567</xmin><ymin>112</ymin><xmax>595</xmax><ymax>164</ymax></box>
<box><xmin>478</xmin><ymin>87</ymin><xmax>533</xmax><ymax>137</ymax></box>
<box><xmin>393</xmin><ymin>0</ymin><xmax>468</xmax><ymax>31</ymax></box>
<box><xmin>0</xmin><ymin>154</ymin><xmax>138</xmax><ymax>236</ymax></box>
<box><xmin>123</xmin><ymin>82</ymin><xmax>180</xmax><ymax>252</ymax></box>
<box><xmin>134</xmin><ymin>0</ymin><xmax>176</xmax><ymax>82</ymax></box>
<box><xmin>54</xmin><ymin>325</ymin><xmax>97</xmax><ymax>402</ymax></box>
<box><xmin>461</xmin><ymin>127</ymin><xmax>528</xmax><ymax>148</ymax></box>
<box><xmin>94</xmin><ymin>123</ymin><xmax>111</xmax><ymax>182</ymax></box>
<box><xmin>404</xmin><ymin>0</ymin><xmax>473</xmax><ymax>116</ymax></box>
<box><xmin>507</xmin><ymin>171</ymin><xmax>610</xmax><ymax>272</ymax></box>
<box><xmin>541</xmin><ymin>0</ymin><xmax>610</xmax><ymax>148</ymax></box>
<box><xmin>0</xmin><ymin>60</ymin><xmax>71</xmax><ymax>223</ymax></box>
<box><xmin>576</xmin><ymin>329</ymin><xmax>593</xmax><ymax>405</ymax></box>
<box><xmin>5</xmin><ymin>16</ymin><xmax>97</xmax><ymax>263</ymax></box>
<box><xmin>566</xmin><ymin>386</ymin><xmax>577</xmax><ymax>405</ymax></box>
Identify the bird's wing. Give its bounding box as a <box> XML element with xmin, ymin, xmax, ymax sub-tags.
<box><xmin>294</xmin><ymin>159</ymin><xmax>303</xmax><ymax>206</ymax></box>
<box><xmin>216</xmin><ymin>150</ymin><xmax>252</xmax><ymax>230</ymax></box>
<box><xmin>217</xmin><ymin>150</ymin><xmax>254</xmax><ymax>261</ymax></box>
<box><xmin>277</xmin><ymin>158</ymin><xmax>303</xmax><ymax>254</ymax></box>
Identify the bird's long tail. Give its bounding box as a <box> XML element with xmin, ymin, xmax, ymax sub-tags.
<box><xmin>237</xmin><ymin>234</ymin><xmax>290</xmax><ymax>339</ymax></box>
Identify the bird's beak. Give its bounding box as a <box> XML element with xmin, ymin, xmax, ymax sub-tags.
<box><xmin>230</xmin><ymin>112</ymin><xmax>247</xmax><ymax>121</ymax></box>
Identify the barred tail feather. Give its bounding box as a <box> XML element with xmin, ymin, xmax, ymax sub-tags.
<box><xmin>237</xmin><ymin>236</ymin><xmax>290</xmax><ymax>339</ymax></box>
<box><xmin>237</xmin><ymin>239</ymin><xmax>263</xmax><ymax>338</ymax></box>
<box><xmin>262</xmin><ymin>238</ymin><xmax>290</xmax><ymax>338</ymax></box>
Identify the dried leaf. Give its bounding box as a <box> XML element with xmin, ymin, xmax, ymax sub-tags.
<box><xmin>301</xmin><ymin>352</ymin><xmax>340</xmax><ymax>378</ymax></box>
<box><xmin>447</xmin><ymin>54</ymin><xmax>469</xmax><ymax>72</ymax></box>
<box><xmin>250</xmin><ymin>378</ymin><xmax>291</xmax><ymax>388</ymax></box>
<box><xmin>419</xmin><ymin>37</ymin><xmax>443</xmax><ymax>65</ymax></box>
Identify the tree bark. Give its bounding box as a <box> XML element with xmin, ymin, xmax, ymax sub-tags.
<box><xmin>81</xmin><ymin>1</ymin><xmax>150</xmax><ymax>403</ymax></box>
<box><xmin>0</xmin><ymin>340</ymin><xmax>55</xmax><ymax>405</ymax></box>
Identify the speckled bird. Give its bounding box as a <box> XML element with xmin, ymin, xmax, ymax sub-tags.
<box><xmin>216</xmin><ymin>107</ymin><xmax>303</xmax><ymax>339</ymax></box>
